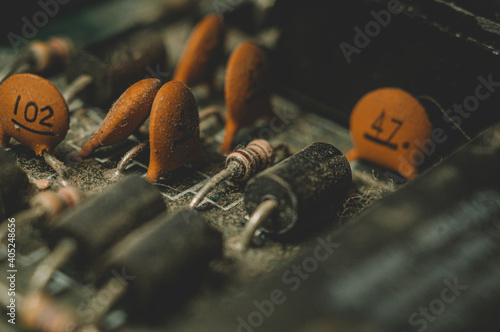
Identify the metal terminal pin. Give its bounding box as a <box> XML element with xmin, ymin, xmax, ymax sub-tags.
<box><xmin>104</xmin><ymin>140</ymin><xmax>149</xmax><ymax>181</ymax></box>
<box><xmin>62</xmin><ymin>74</ymin><xmax>93</xmax><ymax>104</ymax></box>
<box><xmin>0</xmin><ymin>208</ymin><xmax>45</xmax><ymax>241</ymax></box>
<box><xmin>28</xmin><ymin>238</ymin><xmax>78</xmax><ymax>293</ymax></box>
<box><xmin>42</xmin><ymin>151</ymin><xmax>70</xmax><ymax>186</ymax></box>
<box><xmin>199</xmin><ymin>105</ymin><xmax>224</xmax><ymax>124</ymax></box>
<box><xmin>229</xmin><ymin>199</ymin><xmax>278</xmax><ymax>253</ymax></box>
<box><xmin>190</xmin><ymin>139</ymin><xmax>274</xmax><ymax>209</ymax></box>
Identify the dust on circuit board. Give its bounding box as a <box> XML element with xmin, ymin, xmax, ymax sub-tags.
<box><xmin>1</xmin><ymin>91</ymin><xmax>397</xmax><ymax>332</ymax></box>
<box><xmin>0</xmin><ymin>24</ymin><xmax>398</xmax><ymax>332</ymax></box>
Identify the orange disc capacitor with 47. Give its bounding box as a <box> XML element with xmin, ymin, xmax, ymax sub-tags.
<box><xmin>146</xmin><ymin>80</ymin><xmax>204</xmax><ymax>183</ymax></box>
<box><xmin>0</xmin><ymin>73</ymin><xmax>69</xmax><ymax>156</ymax></box>
<box><xmin>346</xmin><ymin>88</ymin><xmax>432</xmax><ymax>180</ymax></box>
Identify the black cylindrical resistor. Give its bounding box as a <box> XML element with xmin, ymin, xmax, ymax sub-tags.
<box><xmin>233</xmin><ymin>142</ymin><xmax>352</xmax><ymax>252</ymax></box>
<box><xmin>28</xmin><ymin>175</ymin><xmax>166</xmax><ymax>293</ymax></box>
<box><xmin>0</xmin><ymin>148</ymin><xmax>31</xmax><ymax>219</ymax></box>
<box><xmin>92</xmin><ymin>209</ymin><xmax>222</xmax><ymax>321</ymax></box>
<box><xmin>63</xmin><ymin>26</ymin><xmax>168</xmax><ymax>106</ymax></box>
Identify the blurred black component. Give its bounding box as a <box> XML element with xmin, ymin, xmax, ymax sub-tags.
<box><xmin>65</xmin><ymin>26</ymin><xmax>168</xmax><ymax>105</ymax></box>
<box><xmin>0</xmin><ymin>147</ymin><xmax>31</xmax><ymax>219</ymax></box>
<box><xmin>245</xmin><ymin>142</ymin><xmax>352</xmax><ymax>235</ymax></box>
<box><xmin>271</xmin><ymin>0</ymin><xmax>500</xmax><ymax>150</ymax></box>
<box><xmin>180</xmin><ymin>120</ymin><xmax>500</xmax><ymax>332</ymax></box>
<box><xmin>50</xmin><ymin>175</ymin><xmax>166</xmax><ymax>265</ymax></box>
<box><xmin>96</xmin><ymin>209</ymin><xmax>223</xmax><ymax>319</ymax></box>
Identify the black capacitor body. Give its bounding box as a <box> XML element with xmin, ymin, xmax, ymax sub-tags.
<box><xmin>96</xmin><ymin>209</ymin><xmax>222</xmax><ymax>318</ymax></box>
<box><xmin>66</xmin><ymin>26</ymin><xmax>167</xmax><ymax>105</ymax></box>
<box><xmin>245</xmin><ymin>142</ymin><xmax>352</xmax><ymax>234</ymax></box>
<box><xmin>49</xmin><ymin>175</ymin><xmax>165</xmax><ymax>266</ymax></box>
<box><xmin>0</xmin><ymin>148</ymin><xmax>31</xmax><ymax>219</ymax></box>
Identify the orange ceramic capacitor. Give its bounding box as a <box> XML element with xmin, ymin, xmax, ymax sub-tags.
<box><xmin>221</xmin><ymin>41</ymin><xmax>273</xmax><ymax>153</ymax></box>
<box><xmin>145</xmin><ymin>80</ymin><xmax>204</xmax><ymax>183</ymax></box>
<box><xmin>0</xmin><ymin>73</ymin><xmax>69</xmax><ymax>156</ymax></box>
<box><xmin>78</xmin><ymin>78</ymin><xmax>162</xmax><ymax>158</ymax></box>
<box><xmin>346</xmin><ymin>88</ymin><xmax>432</xmax><ymax>180</ymax></box>
<box><xmin>173</xmin><ymin>14</ymin><xmax>225</xmax><ymax>88</ymax></box>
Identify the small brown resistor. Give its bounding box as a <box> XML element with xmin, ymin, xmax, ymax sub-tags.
<box><xmin>190</xmin><ymin>139</ymin><xmax>274</xmax><ymax>208</ymax></box>
<box><xmin>20</xmin><ymin>292</ymin><xmax>81</xmax><ymax>332</ymax></box>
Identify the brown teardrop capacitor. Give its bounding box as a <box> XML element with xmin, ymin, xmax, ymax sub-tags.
<box><xmin>146</xmin><ymin>80</ymin><xmax>204</xmax><ymax>183</ymax></box>
<box><xmin>78</xmin><ymin>78</ymin><xmax>161</xmax><ymax>158</ymax></box>
<box><xmin>0</xmin><ymin>73</ymin><xmax>69</xmax><ymax>156</ymax></box>
<box><xmin>221</xmin><ymin>41</ymin><xmax>273</xmax><ymax>153</ymax></box>
<box><xmin>173</xmin><ymin>14</ymin><xmax>225</xmax><ymax>88</ymax></box>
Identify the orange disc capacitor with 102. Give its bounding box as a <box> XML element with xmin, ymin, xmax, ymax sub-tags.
<box><xmin>0</xmin><ymin>73</ymin><xmax>69</xmax><ymax>156</ymax></box>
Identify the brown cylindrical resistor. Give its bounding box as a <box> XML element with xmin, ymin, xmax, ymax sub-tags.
<box><xmin>173</xmin><ymin>14</ymin><xmax>225</xmax><ymax>88</ymax></box>
<box><xmin>0</xmin><ymin>37</ymin><xmax>74</xmax><ymax>83</ymax></box>
<box><xmin>31</xmin><ymin>186</ymin><xmax>82</xmax><ymax>220</ymax></box>
<box><xmin>78</xmin><ymin>78</ymin><xmax>162</xmax><ymax>158</ymax></box>
<box><xmin>221</xmin><ymin>41</ymin><xmax>273</xmax><ymax>153</ymax></box>
<box><xmin>145</xmin><ymin>80</ymin><xmax>204</xmax><ymax>183</ymax></box>
<box><xmin>20</xmin><ymin>292</ymin><xmax>82</xmax><ymax>332</ymax></box>
<box><xmin>26</xmin><ymin>37</ymin><xmax>74</xmax><ymax>74</ymax></box>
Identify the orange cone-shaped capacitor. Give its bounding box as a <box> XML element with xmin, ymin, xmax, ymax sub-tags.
<box><xmin>0</xmin><ymin>73</ymin><xmax>69</xmax><ymax>156</ymax></box>
<box><xmin>173</xmin><ymin>14</ymin><xmax>225</xmax><ymax>88</ymax></box>
<box><xmin>346</xmin><ymin>88</ymin><xmax>432</xmax><ymax>180</ymax></box>
<box><xmin>145</xmin><ymin>80</ymin><xmax>204</xmax><ymax>183</ymax></box>
<box><xmin>221</xmin><ymin>41</ymin><xmax>273</xmax><ymax>153</ymax></box>
<box><xmin>78</xmin><ymin>78</ymin><xmax>161</xmax><ymax>158</ymax></box>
